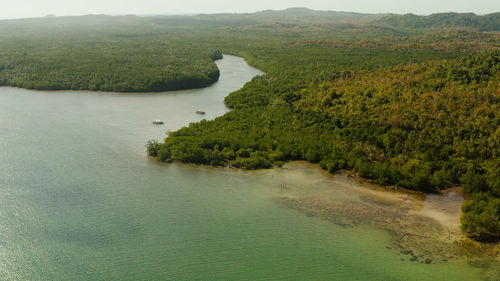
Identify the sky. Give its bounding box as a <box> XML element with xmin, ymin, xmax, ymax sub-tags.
<box><xmin>1</xmin><ymin>0</ymin><xmax>499</xmax><ymax>20</ymax></box>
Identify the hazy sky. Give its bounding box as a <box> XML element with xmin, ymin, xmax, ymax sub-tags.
<box><xmin>2</xmin><ymin>0</ymin><xmax>499</xmax><ymax>20</ymax></box>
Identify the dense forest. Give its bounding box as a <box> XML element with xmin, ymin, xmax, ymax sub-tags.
<box><xmin>0</xmin><ymin>17</ymin><xmax>223</xmax><ymax>92</ymax></box>
<box><xmin>0</xmin><ymin>9</ymin><xmax>498</xmax><ymax>240</ymax></box>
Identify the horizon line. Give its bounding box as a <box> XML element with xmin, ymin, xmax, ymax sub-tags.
<box><xmin>0</xmin><ymin>7</ymin><xmax>497</xmax><ymax>21</ymax></box>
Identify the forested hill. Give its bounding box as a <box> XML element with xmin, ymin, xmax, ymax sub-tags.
<box><xmin>141</xmin><ymin>10</ymin><xmax>498</xmax><ymax>240</ymax></box>
<box><xmin>148</xmin><ymin>50</ymin><xmax>500</xmax><ymax>240</ymax></box>
<box><xmin>149</xmin><ymin>8</ymin><xmax>383</xmax><ymax>27</ymax></box>
<box><xmin>377</xmin><ymin>12</ymin><xmax>500</xmax><ymax>31</ymax></box>
<box><xmin>253</xmin><ymin>8</ymin><xmax>383</xmax><ymax>24</ymax></box>
<box><xmin>151</xmin><ymin>9</ymin><xmax>500</xmax><ymax>29</ymax></box>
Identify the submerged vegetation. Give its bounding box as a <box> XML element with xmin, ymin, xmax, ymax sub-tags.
<box><xmin>0</xmin><ymin>9</ymin><xmax>498</xmax><ymax>240</ymax></box>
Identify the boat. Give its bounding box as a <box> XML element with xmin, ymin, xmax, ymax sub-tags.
<box><xmin>152</xmin><ymin>120</ymin><xmax>164</xmax><ymax>125</ymax></box>
<box><xmin>196</xmin><ymin>110</ymin><xmax>205</xmax><ymax>115</ymax></box>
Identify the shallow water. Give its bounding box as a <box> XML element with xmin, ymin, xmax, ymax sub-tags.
<box><xmin>0</xmin><ymin>55</ymin><xmax>495</xmax><ymax>280</ymax></box>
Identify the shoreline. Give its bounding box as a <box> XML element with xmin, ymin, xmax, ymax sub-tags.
<box><xmin>273</xmin><ymin>162</ymin><xmax>500</xmax><ymax>262</ymax></box>
<box><xmin>0</xmin><ymin>75</ymin><xmax>221</xmax><ymax>94</ymax></box>
<box><xmin>141</xmin><ymin>50</ymin><xmax>500</xmax><ymax>268</ymax></box>
<box><xmin>156</xmin><ymin>159</ymin><xmax>500</xmax><ymax>264</ymax></box>
<box><xmin>0</xmin><ymin>57</ymin><xmax>223</xmax><ymax>94</ymax></box>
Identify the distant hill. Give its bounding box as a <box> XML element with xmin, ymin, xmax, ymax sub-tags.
<box><xmin>254</xmin><ymin>7</ymin><xmax>385</xmax><ymax>24</ymax></box>
<box><xmin>376</xmin><ymin>12</ymin><xmax>500</xmax><ymax>31</ymax></box>
<box><xmin>149</xmin><ymin>8</ymin><xmax>384</xmax><ymax>27</ymax></box>
<box><xmin>1</xmin><ymin>9</ymin><xmax>499</xmax><ymax>31</ymax></box>
<box><xmin>148</xmin><ymin>9</ymin><xmax>500</xmax><ymax>30</ymax></box>
<box><xmin>256</xmin><ymin>7</ymin><xmax>367</xmax><ymax>17</ymax></box>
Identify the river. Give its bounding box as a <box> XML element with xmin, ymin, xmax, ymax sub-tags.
<box><xmin>0</xmin><ymin>55</ymin><xmax>496</xmax><ymax>280</ymax></box>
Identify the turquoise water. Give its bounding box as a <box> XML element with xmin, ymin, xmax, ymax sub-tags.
<box><xmin>0</xmin><ymin>55</ymin><xmax>489</xmax><ymax>280</ymax></box>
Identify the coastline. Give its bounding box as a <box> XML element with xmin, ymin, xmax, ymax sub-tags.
<box><xmin>0</xmin><ymin>57</ymin><xmax>222</xmax><ymax>93</ymax></box>
<box><xmin>143</xmin><ymin>53</ymin><xmax>499</xmax><ymax>262</ymax></box>
<box><xmin>0</xmin><ymin>75</ymin><xmax>221</xmax><ymax>93</ymax></box>
<box><xmin>160</xmin><ymin>159</ymin><xmax>500</xmax><ymax>265</ymax></box>
<box><xmin>272</xmin><ymin>162</ymin><xmax>500</xmax><ymax>263</ymax></box>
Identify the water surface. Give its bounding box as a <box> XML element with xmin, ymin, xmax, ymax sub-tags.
<box><xmin>0</xmin><ymin>55</ymin><xmax>494</xmax><ymax>280</ymax></box>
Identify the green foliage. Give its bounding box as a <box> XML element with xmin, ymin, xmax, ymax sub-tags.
<box><xmin>461</xmin><ymin>193</ymin><xmax>500</xmax><ymax>240</ymax></box>
<box><xmin>145</xmin><ymin>140</ymin><xmax>161</xmax><ymax>157</ymax></box>
<box><xmin>461</xmin><ymin>169</ymin><xmax>489</xmax><ymax>194</ymax></box>
<box><xmin>230</xmin><ymin>157</ymin><xmax>272</xmax><ymax>169</ymax></box>
<box><xmin>0</xmin><ymin>19</ymin><xmax>222</xmax><ymax>92</ymax></box>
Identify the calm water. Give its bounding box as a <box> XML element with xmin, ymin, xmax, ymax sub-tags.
<box><xmin>0</xmin><ymin>55</ymin><xmax>488</xmax><ymax>280</ymax></box>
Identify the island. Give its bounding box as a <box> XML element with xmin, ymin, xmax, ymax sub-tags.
<box><xmin>0</xmin><ymin>9</ymin><xmax>498</xmax><ymax>243</ymax></box>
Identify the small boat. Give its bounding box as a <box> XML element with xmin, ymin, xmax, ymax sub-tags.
<box><xmin>152</xmin><ymin>120</ymin><xmax>164</xmax><ymax>125</ymax></box>
<box><xmin>195</xmin><ymin>110</ymin><xmax>205</xmax><ymax>115</ymax></box>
